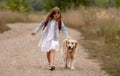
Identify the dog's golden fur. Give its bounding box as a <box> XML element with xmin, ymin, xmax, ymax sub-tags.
<box><xmin>61</xmin><ymin>39</ymin><xmax>77</xmax><ymax>70</ymax></box>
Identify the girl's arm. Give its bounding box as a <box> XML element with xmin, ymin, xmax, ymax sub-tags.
<box><xmin>61</xmin><ymin>21</ymin><xmax>72</xmax><ymax>39</ymax></box>
<box><xmin>32</xmin><ymin>20</ymin><xmax>45</xmax><ymax>34</ymax></box>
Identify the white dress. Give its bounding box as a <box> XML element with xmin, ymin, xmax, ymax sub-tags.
<box><xmin>38</xmin><ymin>20</ymin><xmax>59</xmax><ymax>52</ymax></box>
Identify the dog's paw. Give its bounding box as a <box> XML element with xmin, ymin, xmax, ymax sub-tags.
<box><xmin>65</xmin><ymin>64</ymin><xmax>68</xmax><ymax>69</ymax></box>
<box><xmin>71</xmin><ymin>67</ymin><xmax>75</xmax><ymax>71</ymax></box>
<box><xmin>68</xmin><ymin>64</ymin><xmax>71</xmax><ymax>68</ymax></box>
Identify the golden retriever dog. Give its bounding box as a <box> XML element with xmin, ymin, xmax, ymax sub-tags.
<box><xmin>61</xmin><ymin>39</ymin><xmax>77</xmax><ymax>70</ymax></box>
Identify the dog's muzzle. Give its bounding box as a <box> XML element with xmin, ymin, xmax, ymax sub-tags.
<box><xmin>68</xmin><ymin>46</ymin><xmax>73</xmax><ymax>53</ymax></box>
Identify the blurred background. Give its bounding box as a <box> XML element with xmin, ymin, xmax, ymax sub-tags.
<box><xmin>0</xmin><ymin>0</ymin><xmax>120</xmax><ymax>76</ymax></box>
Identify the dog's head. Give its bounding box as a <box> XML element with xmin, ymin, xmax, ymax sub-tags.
<box><xmin>66</xmin><ymin>39</ymin><xmax>77</xmax><ymax>52</ymax></box>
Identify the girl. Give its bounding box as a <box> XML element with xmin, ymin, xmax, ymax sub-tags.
<box><xmin>31</xmin><ymin>7</ymin><xmax>71</xmax><ymax>70</ymax></box>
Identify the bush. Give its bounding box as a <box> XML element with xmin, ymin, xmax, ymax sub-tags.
<box><xmin>0</xmin><ymin>17</ymin><xmax>10</xmax><ymax>33</ymax></box>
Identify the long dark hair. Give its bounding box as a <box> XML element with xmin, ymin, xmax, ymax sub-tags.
<box><xmin>43</xmin><ymin>7</ymin><xmax>62</xmax><ymax>30</ymax></box>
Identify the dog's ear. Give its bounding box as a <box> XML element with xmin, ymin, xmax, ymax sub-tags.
<box><xmin>75</xmin><ymin>41</ymin><xmax>77</xmax><ymax>48</ymax></box>
<box><xmin>66</xmin><ymin>40</ymin><xmax>68</xmax><ymax>47</ymax></box>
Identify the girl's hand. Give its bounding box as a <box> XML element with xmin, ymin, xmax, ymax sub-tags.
<box><xmin>31</xmin><ymin>33</ymin><xmax>35</xmax><ymax>36</ymax></box>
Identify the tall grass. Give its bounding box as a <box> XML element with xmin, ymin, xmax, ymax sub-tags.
<box><xmin>0</xmin><ymin>17</ymin><xmax>10</xmax><ymax>33</ymax></box>
<box><xmin>28</xmin><ymin>12</ymin><xmax>46</xmax><ymax>22</ymax></box>
<box><xmin>0</xmin><ymin>10</ymin><xmax>31</xmax><ymax>33</ymax></box>
<box><xmin>0</xmin><ymin>10</ymin><xmax>31</xmax><ymax>23</ymax></box>
<box><xmin>63</xmin><ymin>6</ymin><xmax>120</xmax><ymax>76</ymax></box>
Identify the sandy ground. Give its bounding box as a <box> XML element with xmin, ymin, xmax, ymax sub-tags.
<box><xmin>0</xmin><ymin>23</ymin><xmax>109</xmax><ymax>76</ymax></box>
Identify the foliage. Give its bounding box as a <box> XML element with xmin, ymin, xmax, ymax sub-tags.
<box><xmin>42</xmin><ymin>0</ymin><xmax>92</xmax><ymax>11</ymax></box>
<box><xmin>7</xmin><ymin>0</ymin><xmax>31</xmax><ymax>12</ymax></box>
<box><xmin>42</xmin><ymin>0</ymin><xmax>120</xmax><ymax>11</ymax></box>
<box><xmin>115</xmin><ymin>0</ymin><xmax>120</xmax><ymax>7</ymax></box>
<box><xmin>1</xmin><ymin>0</ymin><xmax>120</xmax><ymax>12</ymax></box>
<box><xmin>0</xmin><ymin>16</ymin><xmax>10</xmax><ymax>33</ymax></box>
<box><xmin>30</xmin><ymin>0</ymin><xmax>43</xmax><ymax>11</ymax></box>
<box><xmin>0</xmin><ymin>0</ymin><xmax>31</xmax><ymax>13</ymax></box>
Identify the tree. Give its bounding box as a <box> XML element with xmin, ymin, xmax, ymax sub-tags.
<box><xmin>41</xmin><ymin>0</ymin><xmax>93</xmax><ymax>11</ymax></box>
<box><xmin>30</xmin><ymin>0</ymin><xmax>43</xmax><ymax>11</ymax></box>
<box><xmin>42</xmin><ymin>0</ymin><xmax>75</xmax><ymax>11</ymax></box>
<box><xmin>4</xmin><ymin>0</ymin><xmax>31</xmax><ymax>12</ymax></box>
<box><xmin>115</xmin><ymin>0</ymin><xmax>120</xmax><ymax>7</ymax></box>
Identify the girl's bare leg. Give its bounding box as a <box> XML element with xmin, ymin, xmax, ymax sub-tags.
<box><xmin>46</xmin><ymin>49</ymin><xmax>55</xmax><ymax>70</ymax></box>
<box><xmin>50</xmin><ymin>49</ymin><xmax>55</xmax><ymax>66</ymax></box>
<box><xmin>46</xmin><ymin>51</ymin><xmax>50</xmax><ymax>65</ymax></box>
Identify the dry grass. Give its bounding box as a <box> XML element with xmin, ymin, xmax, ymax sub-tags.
<box><xmin>62</xmin><ymin>8</ymin><xmax>85</xmax><ymax>27</ymax></box>
<box><xmin>63</xmin><ymin>6</ymin><xmax>120</xmax><ymax>76</ymax></box>
<box><xmin>0</xmin><ymin>10</ymin><xmax>32</xmax><ymax>33</ymax></box>
<box><xmin>0</xmin><ymin>10</ymin><xmax>38</xmax><ymax>33</ymax></box>
<box><xmin>0</xmin><ymin>10</ymin><xmax>30</xmax><ymax>23</ymax></box>
<box><xmin>0</xmin><ymin>17</ymin><xmax>10</xmax><ymax>33</ymax></box>
<box><xmin>28</xmin><ymin>12</ymin><xmax>46</xmax><ymax>22</ymax></box>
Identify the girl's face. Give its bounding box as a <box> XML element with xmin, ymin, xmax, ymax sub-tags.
<box><xmin>53</xmin><ymin>11</ymin><xmax>60</xmax><ymax>20</ymax></box>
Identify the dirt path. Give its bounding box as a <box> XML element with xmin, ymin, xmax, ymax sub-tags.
<box><xmin>0</xmin><ymin>23</ymin><xmax>109</xmax><ymax>76</ymax></box>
